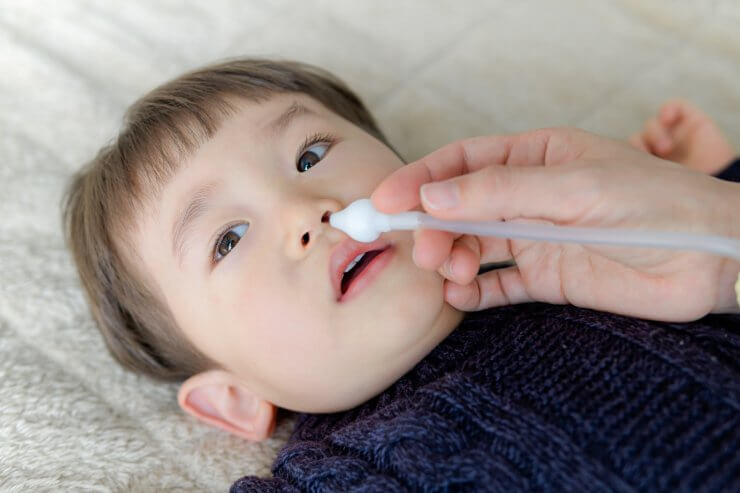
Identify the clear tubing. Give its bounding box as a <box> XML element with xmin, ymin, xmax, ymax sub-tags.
<box><xmin>390</xmin><ymin>212</ymin><xmax>740</xmax><ymax>261</ymax></box>
<box><xmin>328</xmin><ymin>199</ymin><xmax>740</xmax><ymax>261</ymax></box>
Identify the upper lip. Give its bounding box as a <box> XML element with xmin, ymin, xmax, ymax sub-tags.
<box><xmin>329</xmin><ymin>237</ymin><xmax>391</xmax><ymax>300</ymax></box>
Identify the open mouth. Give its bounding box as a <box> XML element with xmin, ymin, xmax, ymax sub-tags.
<box><xmin>340</xmin><ymin>248</ymin><xmax>386</xmax><ymax>295</ymax></box>
<box><xmin>330</xmin><ymin>238</ymin><xmax>394</xmax><ymax>303</ymax></box>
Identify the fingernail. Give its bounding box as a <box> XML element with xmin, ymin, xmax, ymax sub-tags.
<box><xmin>445</xmin><ymin>257</ymin><xmax>457</xmax><ymax>279</ymax></box>
<box><xmin>421</xmin><ymin>182</ymin><xmax>459</xmax><ymax>210</ymax></box>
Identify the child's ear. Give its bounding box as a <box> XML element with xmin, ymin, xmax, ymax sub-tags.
<box><xmin>177</xmin><ymin>370</ymin><xmax>277</xmax><ymax>442</ymax></box>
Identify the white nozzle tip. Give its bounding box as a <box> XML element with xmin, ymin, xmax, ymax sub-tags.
<box><xmin>329</xmin><ymin>198</ymin><xmax>385</xmax><ymax>242</ymax></box>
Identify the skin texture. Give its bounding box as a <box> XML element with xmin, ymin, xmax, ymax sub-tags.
<box><xmin>129</xmin><ymin>94</ymin><xmax>463</xmax><ymax>441</ymax></box>
<box><xmin>372</xmin><ymin>127</ymin><xmax>740</xmax><ymax>323</ymax></box>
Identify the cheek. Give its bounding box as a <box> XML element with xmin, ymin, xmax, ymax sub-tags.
<box><xmin>355</xmin><ymin>234</ymin><xmax>447</xmax><ymax>341</ymax></box>
<box><xmin>216</xmin><ymin>263</ymin><xmax>331</xmax><ymax>374</ymax></box>
<box><xmin>334</xmin><ymin>141</ymin><xmax>405</xmax><ymax>193</ymax></box>
<box><xmin>395</xmin><ymin>249</ymin><xmax>447</xmax><ymax>317</ymax></box>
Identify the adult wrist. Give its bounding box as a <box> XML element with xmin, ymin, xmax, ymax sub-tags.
<box><xmin>711</xmin><ymin>179</ymin><xmax>740</xmax><ymax>314</ymax></box>
<box><xmin>712</xmin><ymin>259</ymin><xmax>740</xmax><ymax>314</ymax></box>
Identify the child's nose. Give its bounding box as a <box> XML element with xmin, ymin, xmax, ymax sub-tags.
<box><xmin>300</xmin><ymin>209</ymin><xmax>333</xmax><ymax>248</ymax></box>
<box><xmin>286</xmin><ymin>198</ymin><xmax>343</xmax><ymax>258</ymax></box>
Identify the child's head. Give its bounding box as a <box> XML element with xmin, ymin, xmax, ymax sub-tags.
<box><xmin>63</xmin><ymin>59</ymin><xmax>462</xmax><ymax>440</ymax></box>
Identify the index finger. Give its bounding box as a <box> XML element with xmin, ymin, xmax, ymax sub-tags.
<box><xmin>371</xmin><ymin>129</ymin><xmax>573</xmax><ymax>214</ymax></box>
<box><xmin>371</xmin><ymin>140</ymin><xmax>473</xmax><ymax>213</ymax></box>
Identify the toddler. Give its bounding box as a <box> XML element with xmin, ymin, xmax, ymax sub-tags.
<box><xmin>63</xmin><ymin>59</ymin><xmax>739</xmax><ymax>491</ymax></box>
<box><xmin>64</xmin><ymin>58</ymin><xmax>462</xmax><ymax>439</ymax></box>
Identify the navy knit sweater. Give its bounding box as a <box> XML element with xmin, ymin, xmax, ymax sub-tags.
<box><xmin>232</xmin><ymin>161</ymin><xmax>740</xmax><ymax>492</ymax></box>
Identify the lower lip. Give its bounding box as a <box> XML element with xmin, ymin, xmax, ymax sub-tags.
<box><xmin>338</xmin><ymin>246</ymin><xmax>395</xmax><ymax>303</ymax></box>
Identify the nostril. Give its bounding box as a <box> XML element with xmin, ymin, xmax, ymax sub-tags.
<box><xmin>301</xmin><ymin>232</ymin><xmax>310</xmax><ymax>246</ymax></box>
<box><xmin>321</xmin><ymin>211</ymin><xmax>331</xmax><ymax>223</ymax></box>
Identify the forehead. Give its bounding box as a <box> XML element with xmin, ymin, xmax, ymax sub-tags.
<box><xmin>174</xmin><ymin>93</ymin><xmax>341</xmax><ymax>182</ymax></box>
<box><xmin>143</xmin><ymin>92</ymin><xmax>338</xmax><ymax>204</ymax></box>
<box><xmin>222</xmin><ymin>93</ymin><xmax>338</xmax><ymax>133</ymax></box>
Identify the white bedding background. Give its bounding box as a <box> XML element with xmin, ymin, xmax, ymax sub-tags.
<box><xmin>1</xmin><ymin>1</ymin><xmax>739</xmax><ymax>491</ymax></box>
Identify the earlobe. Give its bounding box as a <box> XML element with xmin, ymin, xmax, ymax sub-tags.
<box><xmin>178</xmin><ymin>370</ymin><xmax>277</xmax><ymax>442</ymax></box>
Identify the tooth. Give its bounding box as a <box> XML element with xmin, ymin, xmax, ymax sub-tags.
<box><xmin>344</xmin><ymin>253</ymin><xmax>365</xmax><ymax>273</ymax></box>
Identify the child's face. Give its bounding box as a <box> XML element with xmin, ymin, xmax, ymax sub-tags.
<box><xmin>132</xmin><ymin>94</ymin><xmax>463</xmax><ymax>412</ymax></box>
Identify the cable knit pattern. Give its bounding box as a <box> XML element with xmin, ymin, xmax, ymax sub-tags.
<box><xmin>231</xmin><ymin>304</ymin><xmax>740</xmax><ymax>492</ymax></box>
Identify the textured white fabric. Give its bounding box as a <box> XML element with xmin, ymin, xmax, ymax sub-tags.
<box><xmin>1</xmin><ymin>0</ymin><xmax>739</xmax><ymax>490</ymax></box>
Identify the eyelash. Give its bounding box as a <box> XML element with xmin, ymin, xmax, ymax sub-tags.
<box><xmin>210</xmin><ymin>131</ymin><xmax>338</xmax><ymax>264</ymax></box>
<box><xmin>211</xmin><ymin>221</ymin><xmax>247</xmax><ymax>264</ymax></box>
<box><xmin>297</xmin><ymin>131</ymin><xmax>338</xmax><ymax>164</ymax></box>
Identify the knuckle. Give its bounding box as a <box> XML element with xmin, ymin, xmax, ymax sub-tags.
<box><xmin>460</xmin><ymin>235</ymin><xmax>481</xmax><ymax>258</ymax></box>
<box><xmin>558</xmin><ymin>166</ymin><xmax>604</xmax><ymax>216</ymax></box>
<box><xmin>478</xmin><ymin>164</ymin><xmax>509</xmax><ymax>191</ymax></box>
<box><xmin>458</xmin><ymin>282</ymin><xmax>481</xmax><ymax>311</ymax></box>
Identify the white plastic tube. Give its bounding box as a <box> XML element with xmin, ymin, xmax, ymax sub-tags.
<box><xmin>329</xmin><ymin>199</ymin><xmax>740</xmax><ymax>261</ymax></box>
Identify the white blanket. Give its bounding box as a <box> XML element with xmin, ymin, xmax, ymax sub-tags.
<box><xmin>1</xmin><ymin>0</ymin><xmax>739</xmax><ymax>490</ymax></box>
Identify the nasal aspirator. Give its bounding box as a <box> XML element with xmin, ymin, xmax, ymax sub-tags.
<box><xmin>329</xmin><ymin>199</ymin><xmax>740</xmax><ymax>261</ymax></box>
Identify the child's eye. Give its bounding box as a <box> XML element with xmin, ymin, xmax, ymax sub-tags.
<box><xmin>296</xmin><ymin>142</ymin><xmax>330</xmax><ymax>172</ymax></box>
<box><xmin>213</xmin><ymin>223</ymin><xmax>249</xmax><ymax>262</ymax></box>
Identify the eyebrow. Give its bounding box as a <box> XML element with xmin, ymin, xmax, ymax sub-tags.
<box><xmin>265</xmin><ymin>101</ymin><xmax>316</xmax><ymax>136</ymax></box>
<box><xmin>171</xmin><ymin>181</ymin><xmax>219</xmax><ymax>267</ymax></box>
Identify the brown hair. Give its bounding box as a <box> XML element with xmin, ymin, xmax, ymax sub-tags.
<box><xmin>62</xmin><ymin>58</ymin><xmax>392</xmax><ymax>381</ymax></box>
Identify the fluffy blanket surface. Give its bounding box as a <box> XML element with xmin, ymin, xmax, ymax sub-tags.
<box><xmin>1</xmin><ymin>1</ymin><xmax>739</xmax><ymax>491</ymax></box>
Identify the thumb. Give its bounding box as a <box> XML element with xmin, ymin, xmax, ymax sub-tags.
<box><xmin>419</xmin><ymin>164</ymin><xmax>577</xmax><ymax>222</ymax></box>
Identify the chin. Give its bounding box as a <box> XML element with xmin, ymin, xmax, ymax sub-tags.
<box><xmin>301</xmin><ymin>386</ymin><xmax>388</xmax><ymax>414</ymax></box>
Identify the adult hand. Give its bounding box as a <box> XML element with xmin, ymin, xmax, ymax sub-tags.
<box><xmin>371</xmin><ymin>128</ymin><xmax>740</xmax><ymax>321</ymax></box>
